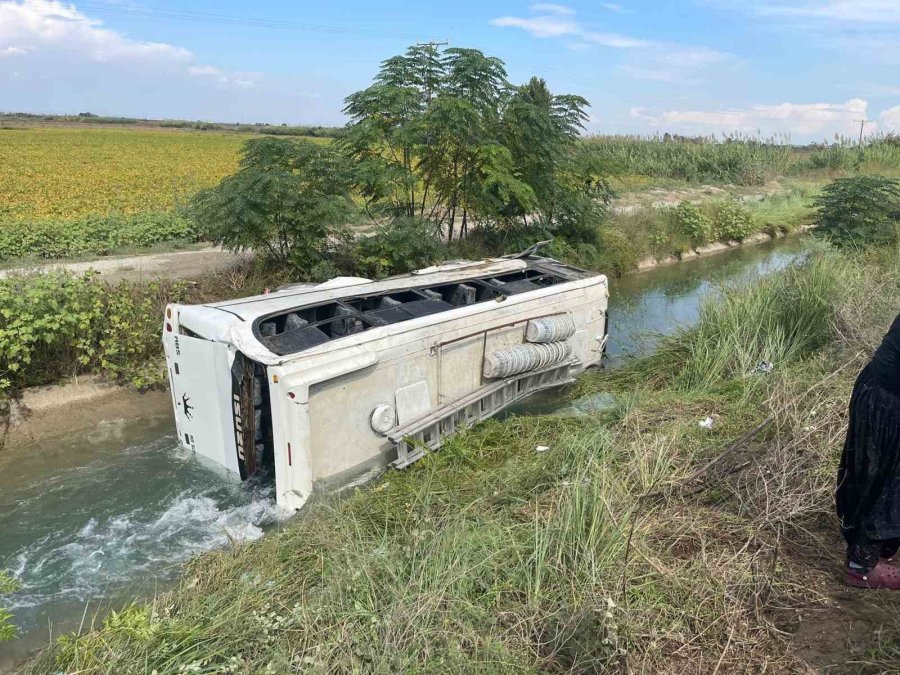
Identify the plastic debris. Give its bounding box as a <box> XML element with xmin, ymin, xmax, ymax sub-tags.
<box><xmin>558</xmin><ymin>392</ymin><xmax>617</xmax><ymax>416</ymax></box>
<box><xmin>535</xmin><ymin>445</ymin><xmax>550</xmax><ymax>453</ymax></box>
<box><xmin>698</xmin><ymin>416</ymin><xmax>715</xmax><ymax>429</ymax></box>
<box><xmin>753</xmin><ymin>361</ymin><xmax>775</xmax><ymax>374</ymax></box>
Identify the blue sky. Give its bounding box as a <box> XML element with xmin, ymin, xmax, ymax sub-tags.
<box><xmin>1</xmin><ymin>0</ymin><xmax>899</xmax><ymax>141</ymax></box>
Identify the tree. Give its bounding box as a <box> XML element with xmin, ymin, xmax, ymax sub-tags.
<box><xmin>191</xmin><ymin>138</ymin><xmax>357</xmax><ymax>273</ymax></box>
<box><xmin>340</xmin><ymin>45</ymin><xmax>595</xmax><ymax>243</ymax></box>
<box><xmin>340</xmin><ymin>45</ymin><xmax>439</xmax><ymax>219</ymax></box>
<box><xmin>417</xmin><ymin>48</ymin><xmax>535</xmax><ymax>239</ymax></box>
<box><xmin>503</xmin><ymin>77</ymin><xmax>598</xmax><ymax>227</ymax></box>
<box><xmin>813</xmin><ymin>176</ymin><xmax>900</xmax><ymax>247</ymax></box>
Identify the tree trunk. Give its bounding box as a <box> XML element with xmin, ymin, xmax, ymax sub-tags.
<box><xmin>448</xmin><ymin>201</ymin><xmax>457</xmax><ymax>242</ymax></box>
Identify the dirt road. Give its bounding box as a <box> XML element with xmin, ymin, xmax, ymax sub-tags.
<box><xmin>0</xmin><ymin>246</ymin><xmax>247</xmax><ymax>283</ymax></box>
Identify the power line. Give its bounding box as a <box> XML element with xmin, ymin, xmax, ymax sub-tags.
<box><xmin>29</xmin><ymin>0</ymin><xmax>423</xmax><ymax>40</ymax></box>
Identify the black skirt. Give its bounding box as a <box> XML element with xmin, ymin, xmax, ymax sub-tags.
<box><xmin>836</xmin><ymin>364</ymin><xmax>900</xmax><ymax>543</ymax></box>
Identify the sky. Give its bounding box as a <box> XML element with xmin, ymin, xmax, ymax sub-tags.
<box><xmin>1</xmin><ymin>0</ymin><xmax>899</xmax><ymax>142</ymax></box>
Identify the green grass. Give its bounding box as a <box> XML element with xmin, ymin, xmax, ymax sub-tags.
<box><xmin>28</xmin><ymin>246</ymin><xmax>900</xmax><ymax>674</ymax></box>
<box><xmin>582</xmin><ymin>135</ymin><xmax>900</xmax><ymax>186</ymax></box>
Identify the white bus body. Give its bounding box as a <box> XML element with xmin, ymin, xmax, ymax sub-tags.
<box><xmin>163</xmin><ymin>255</ymin><xmax>608</xmax><ymax>511</ymax></box>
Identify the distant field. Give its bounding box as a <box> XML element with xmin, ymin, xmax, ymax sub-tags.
<box><xmin>0</xmin><ymin>127</ymin><xmax>245</xmax><ymax>221</ymax></box>
<box><xmin>0</xmin><ymin>127</ymin><xmax>328</xmax><ymax>223</ymax></box>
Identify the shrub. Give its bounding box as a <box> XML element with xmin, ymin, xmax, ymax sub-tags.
<box><xmin>191</xmin><ymin>138</ymin><xmax>358</xmax><ymax>273</ymax></box>
<box><xmin>713</xmin><ymin>200</ymin><xmax>754</xmax><ymax>241</ymax></box>
<box><xmin>0</xmin><ymin>212</ymin><xmax>196</xmax><ymax>260</ymax></box>
<box><xmin>0</xmin><ymin>272</ymin><xmax>185</xmax><ymax>394</ymax></box>
<box><xmin>813</xmin><ymin>175</ymin><xmax>900</xmax><ymax>248</ymax></box>
<box><xmin>354</xmin><ymin>218</ymin><xmax>446</xmax><ymax>278</ymax></box>
<box><xmin>674</xmin><ymin>200</ymin><xmax>713</xmax><ymax>244</ymax></box>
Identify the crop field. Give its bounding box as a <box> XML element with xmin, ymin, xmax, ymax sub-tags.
<box><xmin>0</xmin><ymin>127</ymin><xmax>247</xmax><ymax>222</ymax></box>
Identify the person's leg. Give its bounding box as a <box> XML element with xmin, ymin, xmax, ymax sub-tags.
<box><xmin>848</xmin><ymin>533</ymin><xmax>882</xmax><ymax>573</ymax></box>
<box><xmin>881</xmin><ymin>538</ymin><xmax>900</xmax><ymax>562</ymax></box>
<box><xmin>846</xmin><ymin>534</ymin><xmax>900</xmax><ymax>589</ymax></box>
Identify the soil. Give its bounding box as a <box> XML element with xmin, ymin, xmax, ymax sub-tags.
<box><xmin>785</xmin><ymin>533</ymin><xmax>900</xmax><ymax>674</ymax></box>
<box><xmin>0</xmin><ymin>247</ymin><xmax>249</xmax><ymax>283</ymax></box>
<box><xmin>611</xmin><ymin>181</ymin><xmax>784</xmax><ymax>215</ymax></box>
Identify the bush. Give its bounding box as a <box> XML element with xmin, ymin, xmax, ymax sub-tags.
<box><xmin>191</xmin><ymin>138</ymin><xmax>357</xmax><ymax>273</ymax></box>
<box><xmin>674</xmin><ymin>201</ymin><xmax>713</xmax><ymax>244</ymax></box>
<box><xmin>0</xmin><ymin>272</ymin><xmax>185</xmax><ymax>394</ymax></box>
<box><xmin>0</xmin><ymin>212</ymin><xmax>197</xmax><ymax>260</ymax></box>
<box><xmin>813</xmin><ymin>175</ymin><xmax>900</xmax><ymax>248</ymax></box>
<box><xmin>354</xmin><ymin>218</ymin><xmax>446</xmax><ymax>278</ymax></box>
<box><xmin>713</xmin><ymin>200</ymin><xmax>754</xmax><ymax>241</ymax></box>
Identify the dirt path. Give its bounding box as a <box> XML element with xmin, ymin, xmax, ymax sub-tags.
<box><xmin>0</xmin><ymin>247</ymin><xmax>247</xmax><ymax>283</ymax></box>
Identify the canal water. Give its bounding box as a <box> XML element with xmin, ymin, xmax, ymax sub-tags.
<box><xmin>0</xmin><ymin>237</ymin><xmax>811</xmax><ymax>667</ymax></box>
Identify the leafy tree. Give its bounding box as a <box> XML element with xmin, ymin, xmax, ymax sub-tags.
<box><xmin>191</xmin><ymin>138</ymin><xmax>357</xmax><ymax>272</ymax></box>
<box><xmin>501</xmin><ymin>77</ymin><xmax>591</xmax><ymax>227</ymax></box>
<box><xmin>340</xmin><ymin>44</ymin><xmax>596</xmax><ymax>243</ymax></box>
<box><xmin>813</xmin><ymin>175</ymin><xmax>900</xmax><ymax>247</ymax></box>
<box><xmin>340</xmin><ymin>45</ymin><xmax>439</xmax><ymax>219</ymax></box>
<box><xmin>418</xmin><ymin>49</ymin><xmax>536</xmax><ymax>239</ymax></box>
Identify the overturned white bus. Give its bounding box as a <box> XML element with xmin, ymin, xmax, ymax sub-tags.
<box><xmin>163</xmin><ymin>253</ymin><xmax>609</xmax><ymax>511</ymax></box>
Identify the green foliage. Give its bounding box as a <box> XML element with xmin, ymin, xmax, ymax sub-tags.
<box><xmin>354</xmin><ymin>218</ymin><xmax>446</xmax><ymax>278</ymax></box>
<box><xmin>582</xmin><ymin>135</ymin><xmax>796</xmax><ymax>186</ymax></box>
<box><xmin>341</xmin><ymin>45</ymin><xmax>590</xmax><ymax>238</ymax></box>
<box><xmin>0</xmin><ymin>272</ymin><xmax>185</xmax><ymax>394</ymax></box>
<box><xmin>0</xmin><ymin>570</ymin><xmax>19</xmax><ymax>643</ymax></box>
<box><xmin>813</xmin><ymin>175</ymin><xmax>900</xmax><ymax>248</ymax></box>
<box><xmin>807</xmin><ymin>144</ymin><xmax>861</xmax><ymax>172</ymax></box>
<box><xmin>0</xmin><ymin>212</ymin><xmax>196</xmax><ymax>260</ymax></box>
<box><xmin>675</xmin><ymin>200</ymin><xmax>713</xmax><ymax>243</ymax></box>
<box><xmin>713</xmin><ymin>200</ymin><xmax>755</xmax><ymax>241</ymax></box>
<box><xmin>191</xmin><ymin>138</ymin><xmax>357</xmax><ymax>273</ymax></box>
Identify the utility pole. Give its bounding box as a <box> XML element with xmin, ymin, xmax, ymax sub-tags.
<box><xmin>417</xmin><ymin>40</ymin><xmax>448</xmax><ymax>104</ymax></box>
<box><xmin>856</xmin><ymin>118</ymin><xmax>870</xmax><ymax>147</ymax></box>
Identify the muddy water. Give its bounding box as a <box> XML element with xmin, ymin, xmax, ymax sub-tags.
<box><xmin>0</xmin><ymin>236</ymin><xmax>811</xmax><ymax>668</ymax></box>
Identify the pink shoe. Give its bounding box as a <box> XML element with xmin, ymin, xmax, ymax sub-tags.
<box><xmin>845</xmin><ymin>560</ymin><xmax>900</xmax><ymax>590</ymax></box>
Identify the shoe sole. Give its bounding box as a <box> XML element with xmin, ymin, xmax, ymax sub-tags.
<box><xmin>845</xmin><ymin>574</ymin><xmax>900</xmax><ymax>590</ymax></box>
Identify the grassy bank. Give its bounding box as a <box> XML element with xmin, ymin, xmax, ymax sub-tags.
<box><xmin>25</xmin><ymin>245</ymin><xmax>900</xmax><ymax>673</ymax></box>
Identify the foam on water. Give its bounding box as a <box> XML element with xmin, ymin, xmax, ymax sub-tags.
<box><xmin>7</xmin><ymin>488</ymin><xmax>287</xmax><ymax>615</ymax></box>
<box><xmin>0</xmin><ymin>424</ymin><xmax>289</xmax><ymax>641</ymax></box>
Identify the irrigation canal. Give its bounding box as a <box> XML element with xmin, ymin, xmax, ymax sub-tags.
<box><xmin>0</xmin><ymin>236</ymin><xmax>812</xmax><ymax>668</ymax></box>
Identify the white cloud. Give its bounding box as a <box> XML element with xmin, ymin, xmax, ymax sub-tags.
<box><xmin>632</xmin><ymin>98</ymin><xmax>874</xmax><ymax>137</ymax></box>
<box><xmin>529</xmin><ymin>3</ymin><xmax>574</xmax><ymax>15</ymax></box>
<box><xmin>0</xmin><ymin>0</ymin><xmax>255</xmax><ymax>87</ymax></box>
<box><xmin>0</xmin><ymin>0</ymin><xmax>192</xmax><ymax>63</ymax></box>
<box><xmin>755</xmin><ymin>0</ymin><xmax>900</xmax><ymax>23</ymax></box>
<box><xmin>601</xmin><ymin>3</ymin><xmax>627</xmax><ymax>12</ymax></box>
<box><xmin>491</xmin><ymin>15</ymin><xmax>580</xmax><ymax>39</ymax></box>
<box><xmin>491</xmin><ymin>7</ymin><xmax>650</xmax><ymax>48</ymax></box>
<box><xmin>584</xmin><ymin>31</ymin><xmax>649</xmax><ymax>48</ymax></box>
<box><xmin>618</xmin><ymin>46</ymin><xmax>730</xmax><ymax>84</ymax></box>
<box><xmin>881</xmin><ymin>105</ymin><xmax>900</xmax><ymax>132</ymax></box>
